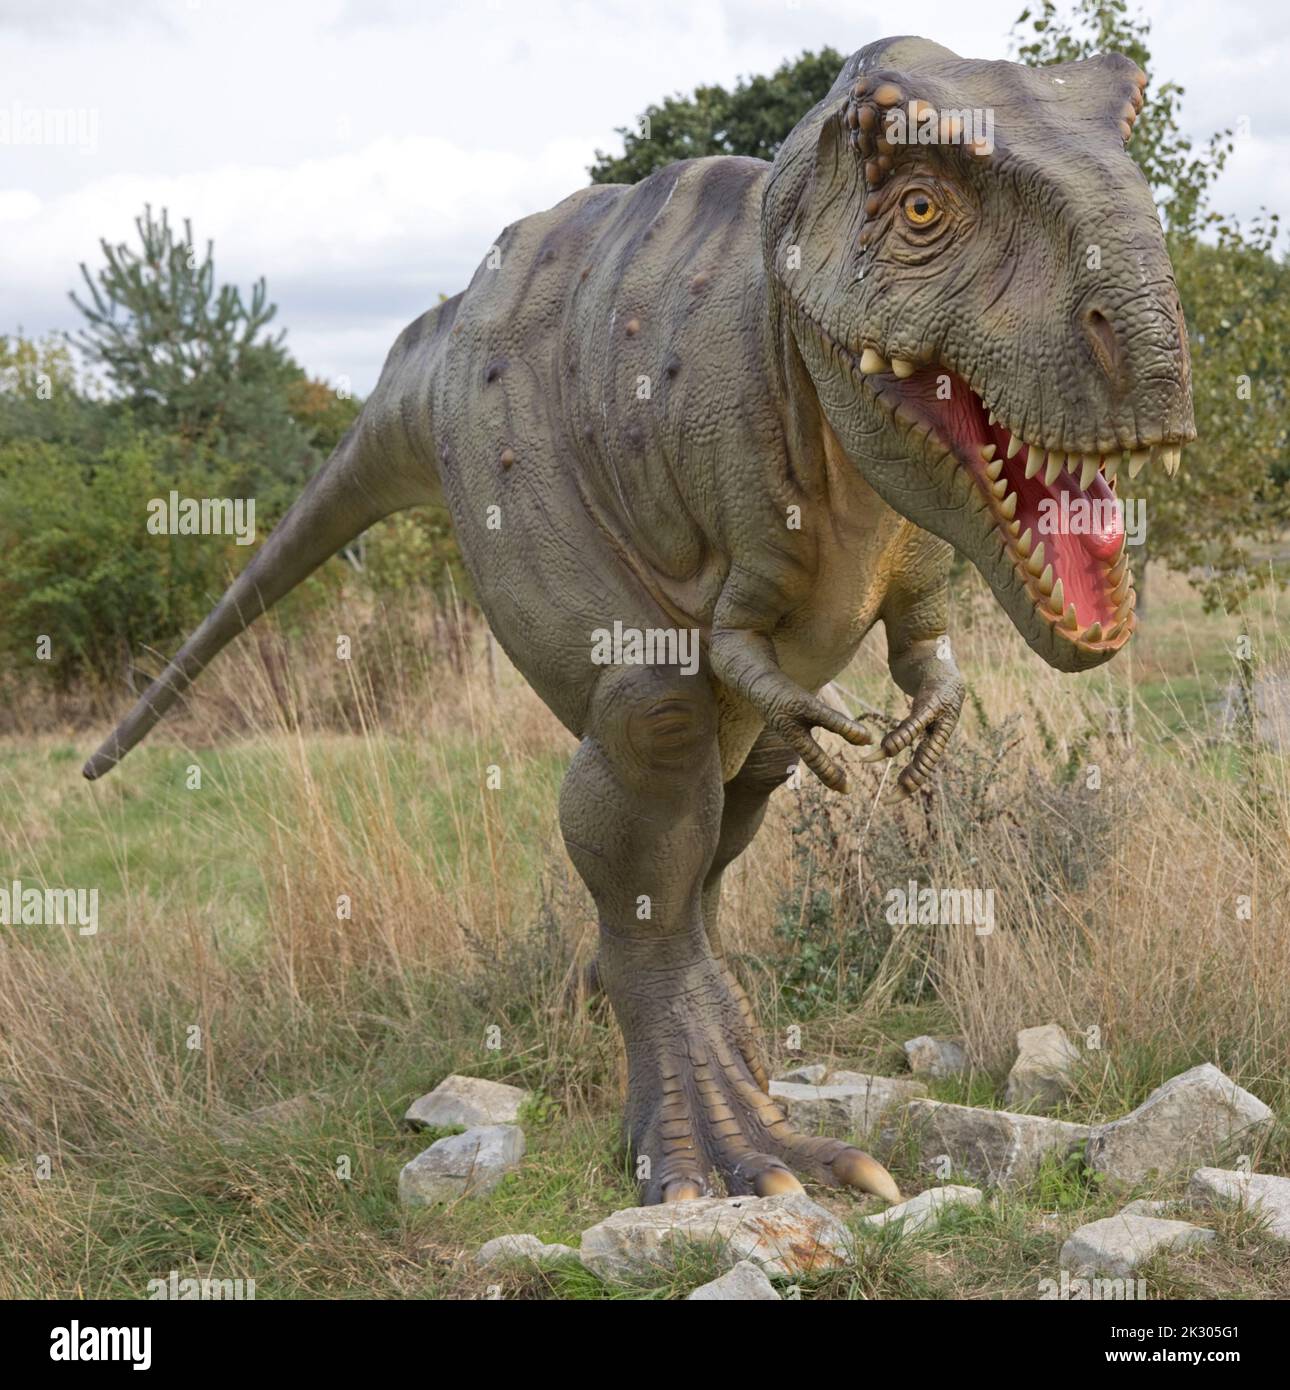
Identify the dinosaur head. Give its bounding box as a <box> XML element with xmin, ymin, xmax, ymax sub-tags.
<box><xmin>763</xmin><ymin>36</ymin><xmax>1195</xmax><ymax>671</ymax></box>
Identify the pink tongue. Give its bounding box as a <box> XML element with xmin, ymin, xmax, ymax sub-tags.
<box><xmin>1081</xmin><ymin>488</ymin><xmax>1124</xmax><ymax>561</ymax></box>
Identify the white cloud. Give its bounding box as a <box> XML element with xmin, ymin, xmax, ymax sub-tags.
<box><xmin>1</xmin><ymin>0</ymin><xmax>1285</xmax><ymax>392</ymax></box>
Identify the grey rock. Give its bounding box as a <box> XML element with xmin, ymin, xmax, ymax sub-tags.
<box><xmin>881</xmin><ymin>1099</ymin><xmax>1090</xmax><ymax>1187</ymax></box>
<box><xmin>773</xmin><ymin>1063</ymin><xmax>828</xmax><ymax>1085</ymax></box>
<box><xmin>217</xmin><ymin>1090</ymin><xmax>328</xmax><ymax>1145</ymax></box>
<box><xmin>686</xmin><ymin>1260</ymin><xmax>782</xmax><ymax>1301</ymax></box>
<box><xmin>858</xmin><ymin>1184</ymin><xmax>982</xmax><ymax>1235</ymax></box>
<box><xmin>398</xmin><ymin>1124</ymin><xmax>525</xmax><ymax>1206</ymax></box>
<box><xmin>404</xmin><ymin>1073</ymin><xmax>530</xmax><ymax>1129</ymax></box>
<box><xmin>1060</xmin><ymin>1214</ymin><xmax>1216</xmax><ymax>1277</ymax></box>
<box><xmin>1006</xmin><ymin>1024</ymin><xmax>1080</xmax><ymax>1110</ymax></box>
<box><xmin>1120</xmin><ymin>1198</ymin><xmax>1179</xmax><ymax>1218</ymax></box>
<box><xmin>474</xmin><ymin>1233</ymin><xmax>579</xmax><ymax>1268</ymax></box>
<box><xmin>1188</xmin><ymin>1167</ymin><xmax>1290</xmax><ymax>1242</ymax></box>
<box><xmin>769</xmin><ymin>1073</ymin><xmax>927</xmax><ymax>1139</ymax></box>
<box><xmin>903</xmin><ymin>1036</ymin><xmax>968</xmax><ymax>1078</ymax></box>
<box><xmin>1086</xmin><ymin>1064</ymin><xmax>1273</xmax><ymax>1183</ymax></box>
<box><xmin>579</xmin><ymin>1193</ymin><xmax>851</xmax><ymax>1281</ymax></box>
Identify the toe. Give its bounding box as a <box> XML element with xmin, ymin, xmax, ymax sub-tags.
<box><xmin>831</xmin><ymin>1147</ymin><xmax>902</xmax><ymax>1203</ymax></box>
<box><xmin>661</xmin><ymin>1178</ymin><xmax>705</xmax><ymax>1202</ymax></box>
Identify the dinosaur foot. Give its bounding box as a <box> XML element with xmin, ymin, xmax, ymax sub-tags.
<box><xmin>616</xmin><ymin>958</ymin><xmax>900</xmax><ymax>1206</ymax></box>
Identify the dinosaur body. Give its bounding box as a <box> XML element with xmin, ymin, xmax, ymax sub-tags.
<box><xmin>85</xmin><ymin>37</ymin><xmax>1194</xmax><ymax>1204</ymax></box>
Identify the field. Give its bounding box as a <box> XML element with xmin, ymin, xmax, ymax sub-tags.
<box><xmin>1</xmin><ymin>563</ymin><xmax>1288</xmax><ymax>1300</ymax></box>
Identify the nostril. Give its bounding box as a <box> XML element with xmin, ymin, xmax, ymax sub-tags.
<box><xmin>1082</xmin><ymin>307</ymin><xmax>1121</xmax><ymax>381</ymax></box>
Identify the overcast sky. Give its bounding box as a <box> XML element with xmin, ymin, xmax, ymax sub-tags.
<box><xmin>2</xmin><ymin>0</ymin><xmax>1285</xmax><ymax>395</ymax></box>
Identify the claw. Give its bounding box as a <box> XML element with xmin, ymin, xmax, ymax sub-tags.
<box><xmin>662</xmin><ymin>1178</ymin><xmax>704</xmax><ymax>1202</ymax></box>
<box><xmin>832</xmin><ymin>1149</ymin><xmax>902</xmax><ymax>1203</ymax></box>
<box><xmin>754</xmin><ymin>1167</ymin><xmax>806</xmax><ymax>1197</ymax></box>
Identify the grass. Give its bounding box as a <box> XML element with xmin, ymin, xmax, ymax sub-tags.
<box><xmin>1</xmin><ymin>568</ymin><xmax>1288</xmax><ymax>1299</ymax></box>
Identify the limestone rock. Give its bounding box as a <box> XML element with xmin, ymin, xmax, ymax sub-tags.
<box><xmin>773</xmin><ymin>1063</ymin><xmax>828</xmax><ymax>1085</ymax></box>
<box><xmin>404</xmin><ymin>1073</ymin><xmax>529</xmax><ymax>1129</ymax></box>
<box><xmin>246</xmin><ymin>1091</ymin><xmax>328</xmax><ymax>1127</ymax></box>
<box><xmin>474</xmin><ymin>1233</ymin><xmax>579</xmax><ymax>1269</ymax></box>
<box><xmin>858</xmin><ymin>1184</ymin><xmax>982</xmax><ymax>1235</ymax></box>
<box><xmin>882</xmin><ymin>1099</ymin><xmax>1089</xmax><ymax>1187</ymax></box>
<box><xmin>769</xmin><ymin>1073</ymin><xmax>926</xmax><ymax>1139</ymax></box>
<box><xmin>579</xmin><ymin>1193</ymin><xmax>850</xmax><ymax>1281</ymax></box>
<box><xmin>686</xmin><ymin>1260</ymin><xmax>782</xmax><ymax>1300</ymax></box>
<box><xmin>903</xmin><ymin>1036</ymin><xmax>967</xmax><ymax>1078</ymax></box>
<box><xmin>398</xmin><ymin>1124</ymin><xmax>524</xmax><ymax>1206</ymax></box>
<box><xmin>1188</xmin><ymin>1167</ymin><xmax>1290</xmax><ymax>1242</ymax></box>
<box><xmin>1119</xmin><ymin>1198</ymin><xmax>1179</xmax><ymax>1218</ymax></box>
<box><xmin>1060</xmin><ymin>1213</ymin><xmax>1216</xmax><ymax>1277</ymax></box>
<box><xmin>1006</xmin><ymin>1024</ymin><xmax>1080</xmax><ymax>1109</ymax></box>
<box><xmin>1085</xmin><ymin>1065</ymin><xmax>1273</xmax><ymax>1182</ymax></box>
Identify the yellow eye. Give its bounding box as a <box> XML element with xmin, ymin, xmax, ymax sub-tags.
<box><xmin>903</xmin><ymin>190</ymin><xmax>939</xmax><ymax>226</ymax></box>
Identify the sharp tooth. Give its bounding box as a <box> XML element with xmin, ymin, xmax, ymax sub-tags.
<box><xmin>1108</xmin><ymin>553</ymin><xmax>1128</xmax><ymax>585</ymax></box>
<box><xmin>1044</xmin><ymin>452</ymin><xmax>1062</xmax><ymax>486</ymax></box>
<box><xmin>1061</xmin><ymin>603</ymin><xmax>1079</xmax><ymax>630</ymax></box>
<box><xmin>1050</xmin><ymin>577</ymin><xmax>1065</xmax><ymax>614</ymax></box>
<box><xmin>986</xmin><ymin>457</ymin><xmax>1004</xmax><ymax>480</ymax></box>
<box><xmin>1128</xmin><ymin>448</ymin><xmax>1149</xmax><ymax>478</ymax></box>
<box><xmin>1165</xmin><ymin>446</ymin><xmax>1180</xmax><ymax>476</ymax></box>
<box><xmin>1104</xmin><ymin>454</ymin><xmax>1118</xmax><ymax>481</ymax></box>
<box><xmin>1007</xmin><ymin>436</ymin><xmax>1024</xmax><ymax>460</ymax></box>
<box><xmin>1082</xmin><ymin>621</ymin><xmax>1103</xmax><ymax>643</ymax></box>
<box><xmin>1080</xmin><ymin>455</ymin><xmax>1098</xmax><ymax>490</ymax></box>
<box><xmin>1112</xmin><ymin>572</ymin><xmax>1131</xmax><ymax>604</ymax></box>
<box><xmin>1016</xmin><ymin>527</ymin><xmax>1033</xmax><ymax>558</ymax></box>
<box><xmin>1104</xmin><ymin>619</ymin><xmax>1124</xmax><ymax>642</ymax></box>
<box><xmin>988</xmin><ymin>410</ymin><xmax>996</xmax><ymax>426</ymax></box>
<box><xmin>859</xmin><ymin>348</ymin><xmax>889</xmax><ymax>373</ymax></box>
<box><xmin>1007</xmin><ymin>518</ymin><xmax>1021</xmax><ymax>536</ymax></box>
<box><xmin>891</xmin><ymin>357</ymin><xmax>916</xmax><ymax>378</ymax></box>
<box><xmin>1038</xmin><ymin>563</ymin><xmax>1054</xmax><ymax>595</ymax></box>
<box><xmin>1116</xmin><ymin>594</ymin><xmax>1133</xmax><ymax>621</ymax></box>
<box><xmin>981</xmin><ymin>443</ymin><xmax>998</xmax><ymax>463</ymax></box>
<box><xmin>1000</xmin><ymin>490</ymin><xmax>1017</xmax><ymax>519</ymax></box>
<box><xmin>990</xmin><ymin>478</ymin><xmax>1006</xmax><ymax>498</ymax></box>
<box><xmin>1025</xmin><ymin>450</ymin><xmax>1044</xmax><ymax>480</ymax></box>
<box><xmin>1027</xmin><ymin>541</ymin><xmax>1046</xmax><ymax>575</ymax></box>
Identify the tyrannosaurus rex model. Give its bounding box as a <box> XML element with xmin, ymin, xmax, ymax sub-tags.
<box><xmin>86</xmin><ymin>37</ymin><xmax>1194</xmax><ymax>1205</ymax></box>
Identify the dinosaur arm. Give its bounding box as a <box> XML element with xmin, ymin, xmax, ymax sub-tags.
<box><xmin>709</xmin><ymin>570</ymin><xmax>874</xmax><ymax>792</ymax></box>
<box><xmin>875</xmin><ymin>529</ymin><xmax>966</xmax><ymax>795</ymax></box>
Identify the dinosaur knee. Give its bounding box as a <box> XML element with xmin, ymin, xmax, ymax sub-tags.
<box><xmin>592</xmin><ymin>666</ymin><xmax>717</xmax><ymax>784</ymax></box>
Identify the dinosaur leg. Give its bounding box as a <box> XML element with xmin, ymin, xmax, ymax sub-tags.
<box><xmin>698</xmin><ymin>729</ymin><xmax>800</xmax><ymax>1093</ymax></box>
<box><xmin>559</xmin><ymin>666</ymin><xmax>900</xmax><ymax>1205</ymax></box>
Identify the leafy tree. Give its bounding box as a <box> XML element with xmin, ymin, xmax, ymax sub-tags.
<box><xmin>0</xmin><ymin>332</ymin><xmax>99</xmax><ymax>446</ymax></box>
<box><xmin>70</xmin><ymin>204</ymin><xmax>318</xmax><ymax>502</ymax></box>
<box><xmin>589</xmin><ymin>49</ymin><xmax>845</xmax><ymax>184</ymax></box>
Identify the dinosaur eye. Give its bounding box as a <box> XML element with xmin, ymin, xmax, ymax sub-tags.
<box><xmin>902</xmin><ymin>190</ymin><xmax>939</xmax><ymax>227</ymax></box>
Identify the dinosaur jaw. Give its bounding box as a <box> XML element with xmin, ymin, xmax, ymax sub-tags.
<box><xmin>865</xmin><ymin>356</ymin><xmax>1147</xmax><ymax>657</ymax></box>
<box><xmin>801</xmin><ymin>315</ymin><xmax>1187</xmax><ymax>670</ymax></box>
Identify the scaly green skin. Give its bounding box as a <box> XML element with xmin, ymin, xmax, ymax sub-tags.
<box><xmin>85</xmin><ymin>37</ymin><xmax>1194</xmax><ymax>1205</ymax></box>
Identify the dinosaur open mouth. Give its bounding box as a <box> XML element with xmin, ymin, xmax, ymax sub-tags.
<box><xmin>807</xmin><ymin>320</ymin><xmax>1187</xmax><ymax>655</ymax></box>
<box><xmin>878</xmin><ymin>359</ymin><xmax>1144</xmax><ymax>648</ymax></box>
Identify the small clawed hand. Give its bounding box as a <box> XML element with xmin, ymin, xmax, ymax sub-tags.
<box><xmin>859</xmin><ymin>673</ymin><xmax>965</xmax><ymax>798</ymax></box>
<box><xmin>764</xmin><ymin>688</ymin><xmax>873</xmax><ymax>793</ymax></box>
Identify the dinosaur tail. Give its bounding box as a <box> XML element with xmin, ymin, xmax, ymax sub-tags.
<box><xmin>83</xmin><ymin>421</ymin><xmax>437</xmax><ymax>780</ymax></box>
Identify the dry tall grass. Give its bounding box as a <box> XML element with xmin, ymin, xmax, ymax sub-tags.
<box><xmin>0</xmin><ymin>567</ymin><xmax>1287</xmax><ymax>1295</ymax></box>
